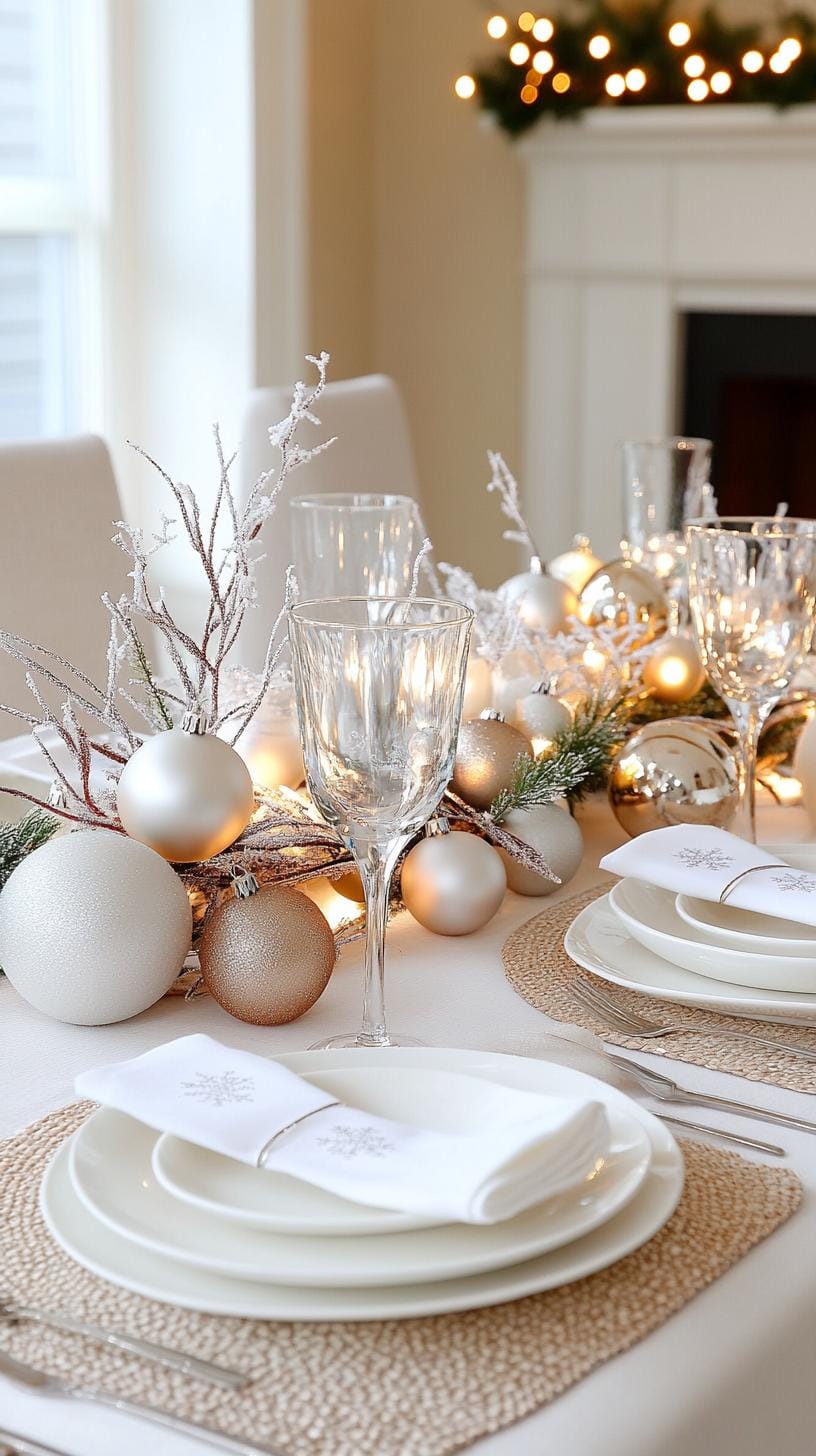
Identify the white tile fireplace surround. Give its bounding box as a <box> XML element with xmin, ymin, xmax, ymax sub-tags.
<box><xmin>522</xmin><ymin>104</ymin><xmax>816</xmax><ymax>559</ymax></box>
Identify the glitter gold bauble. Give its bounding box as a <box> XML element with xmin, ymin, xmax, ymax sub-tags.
<box><xmin>499</xmin><ymin>802</ymin><xmax>584</xmax><ymax>896</ymax></box>
<box><xmin>0</xmin><ymin>832</ymin><xmax>192</xmax><ymax>1024</ymax></box>
<box><xmin>608</xmin><ymin>720</ymin><xmax>739</xmax><ymax>838</ymax></box>
<box><xmin>451</xmin><ymin>711</ymin><xmax>533</xmax><ymax>810</ymax></box>
<box><xmin>498</xmin><ymin>559</ymin><xmax>577</xmax><ymax>631</ymax></box>
<box><xmin>642</xmin><ymin>633</ymin><xmax>706</xmax><ymax>704</ymax></box>
<box><xmin>116</xmin><ymin>715</ymin><xmax>255</xmax><ymax>863</ymax></box>
<box><xmin>199</xmin><ymin>876</ymin><xmax>335</xmax><ymax>1025</ymax></box>
<box><xmin>579</xmin><ymin>559</ymin><xmax>668</xmax><ymax>645</ymax></box>
<box><xmin>401</xmin><ymin>825</ymin><xmax>506</xmax><ymax>935</ymax></box>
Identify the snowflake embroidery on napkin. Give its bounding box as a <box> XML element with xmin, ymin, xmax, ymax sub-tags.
<box><xmin>316</xmin><ymin>1124</ymin><xmax>395</xmax><ymax>1159</ymax></box>
<box><xmin>674</xmin><ymin>848</ymin><xmax>734</xmax><ymax>871</ymax></box>
<box><xmin>772</xmin><ymin>872</ymin><xmax>816</xmax><ymax>894</ymax></box>
<box><xmin>182</xmin><ymin>1071</ymin><xmax>255</xmax><ymax>1107</ymax></box>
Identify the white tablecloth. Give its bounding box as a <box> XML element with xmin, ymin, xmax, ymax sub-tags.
<box><xmin>2</xmin><ymin>797</ymin><xmax>816</xmax><ymax>1456</ymax></box>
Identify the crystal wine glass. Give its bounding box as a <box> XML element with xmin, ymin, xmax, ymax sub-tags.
<box><xmin>288</xmin><ymin>596</ymin><xmax>473</xmax><ymax>1047</ymax></box>
<box><xmin>622</xmin><ymin>437</ymin><xmax>713</xmax><ymax>578</ymax></box>
<box><xmin>290</xmin><ymin>494</ymin><xmax>421</xmax><ymax>599</ymax></box>
<box><xmin>685</xmin><ymin>517</ymin><xmax>816</xmax><ymax>842</ymax></box>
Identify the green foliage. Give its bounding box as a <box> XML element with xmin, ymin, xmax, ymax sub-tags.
<box><xmin>491</xmin><ymin>698</ymin><xmax>629</xmax><ymax>819</ymax></box>
<box><xmin>0</xmin><ymin>811</ymin><xmax>58</xmax><ymax>894</ymax></box>
<box><xmin>468</xmin><ymin>2</ymin><xmax>816</xmax><ymax>136</ymax></box>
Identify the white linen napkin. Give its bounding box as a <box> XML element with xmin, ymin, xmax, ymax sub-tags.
<box><xmin>76</xmin><ymin>1034</ymin><xmax>610</xmax><ymax>1226</ymax></box>
<box><xmin>601</xmin><ymin>825</ymin><xmax>816</xmax><ymax>927</ymax></box>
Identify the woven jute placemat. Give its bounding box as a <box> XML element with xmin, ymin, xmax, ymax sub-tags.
<box><xmin>503</xmin><ymin>886</ymin><xmax>816</xmax><ymax>1094</ymax></box>
<box><xmin>0</xmin><ymin>1102</ymin><xmax>801</xmax><ymax>1456</ymax></box>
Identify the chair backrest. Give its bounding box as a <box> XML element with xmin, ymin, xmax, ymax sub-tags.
<box><xmin>236</xmin><ymin>373</ymin><xmax>424</xmax><ymax>670</ymax></box>
<box><xmin>0</xmin><ymin>435</ymin><xmax>129</xmax><ymax>722</ymax></box>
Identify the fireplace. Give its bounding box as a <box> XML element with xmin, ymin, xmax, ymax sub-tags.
<box><xmin>681</xmin><ymin>311</ymin><xmax>816</xmax><ymax>517</ymax></box>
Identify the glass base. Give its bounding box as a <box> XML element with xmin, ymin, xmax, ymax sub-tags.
<box><xmin>308</xmin><ymin>1031</ymin><xmax>426</xmax><ymax>1050</ymax></box>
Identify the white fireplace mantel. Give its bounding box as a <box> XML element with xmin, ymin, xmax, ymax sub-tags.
<box><xmin>522</xmin><ymin>104</ymin><xmax>816</xmax><ymax>558</ymax></box>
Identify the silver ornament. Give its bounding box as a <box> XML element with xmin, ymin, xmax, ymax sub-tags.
<box><xmin>499</xmin><ymin>558</ymin><xmax>577</xmax><ymax>632</ymax></box>
<box><xmin>608</xmin><ymin>719</ymin><xmax>739</xmax><ymax>837</ymax></box>
<box><xmin>511</xmin><ymin>682</ymin><xmax>571</xmax><ymax>749</ymax></box>
<box><xmin>116</xmin><ymin>713</ymin><xmax>255</xmax><ymax>863</ymax></box>
<box><xmin>401</xmin><ymin>824</ymin><xmax>506</xmax><ymax>934</ymax></box>
<box><xmin>499</xmin><ymin>803</ymin><xmax>583</xmax><ymax>896</ymax></box>
<box><xmin>579</xmin><ymin>559</ymin><xmax>668</xmax><ymax>645</ymax></box>
<box><xmin>0</xmin><ymin>831</ymin><xmax>192</xmax><ymax>1024</ymax></box>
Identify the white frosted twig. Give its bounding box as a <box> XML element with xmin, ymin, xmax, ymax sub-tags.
<box><xmin>486</xmin><ymin>450</ymin><xmax>540</xmax><ymax>561</ymax></box>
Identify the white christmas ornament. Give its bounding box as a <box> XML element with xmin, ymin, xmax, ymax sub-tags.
<box><xmin>0</xmin><ymin>831</ymin><xmax>192</xmax><ymax>1024</ymax></box>
<box><xmin>401</xmin><ymin>825</ymin><xmax>507</xmax><ymax>935</ymax></box>
<box><xmin>491</xmin><ymin>649</ymin><xmax>540</xmax><ymax>718</ymax></box>
<box><xmin>511</xmin><ymin>683</ymin><xmax>571</xmax><ymax>751</ymax></box>
<box><xmin>548</xmin><ymin>536</ymin><xmax>603</xmax><ymax>596</ymax></box>
<box><xmin>499</xmin><ymin>558</ymin><xmax>577</xmax><ymax>632</ymax></box>
<box><xmin>116</xmin><ymin>713</ymin><xmax>255</xmax><ymax>863</ymax></box>
<box><xmin>499</xmin><ymin>803</ymin><xmax>584</xmax><ymax>897</ymax></box>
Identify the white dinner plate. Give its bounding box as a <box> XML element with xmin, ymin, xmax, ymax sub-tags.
<box><xmin>68</xmin><ymin>1076</ymin><xmax>651</xmax><ymax>1288</ymax></box>
<box><xmin>610</xmin><ymin>879</ymin><xmax>816</xmax><ymax>994</ymax></box>
<box><xmin>41</xmin><ymin>1048</ymin><xmax>683</xmax><ymax>1321</ymax></box>
<box><xmin>566</xmin><ymin>893</ymin><xmax>816</xmax><ymax>1020</ymax></box>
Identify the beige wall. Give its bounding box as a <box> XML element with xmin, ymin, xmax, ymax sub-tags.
<box><xmin>307</xmin><ymin>0</ymin><xmax>524</xmax><ymax>586</ymax></box>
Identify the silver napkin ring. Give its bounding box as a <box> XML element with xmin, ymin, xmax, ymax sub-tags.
<box><xmin>718</xmin><ymin>863</ymin><xmax>790</xmax><ymax>905</ymax></box>
<box><xmin>256</xmin><ymin>1100</ymin><xmax>341</xmax><ymax>1168</ymax></box>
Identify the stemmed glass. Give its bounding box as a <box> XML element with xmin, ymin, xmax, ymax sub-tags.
<box><xmin>685</xmin><ymin>517</ymin><xmax>816</xmax><ymax>842</ymax></box>
<box><xmin>289</xmin><ymin>597</ymin><xmax>473</xmax><ymax>1047</ymax></box>
<box><xmin>290</xmin><ymin>494</ymin><xmax>421</xmax><ymax>599</ymax></box>
<box><xmin>622</xmin><ymin>437</ymin><xmax>712</xmax><ymax>578</ymax></box>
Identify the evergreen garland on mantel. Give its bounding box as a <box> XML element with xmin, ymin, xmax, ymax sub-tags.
<box><xmin>456</xmin><ymin>2</ymin><xmax>816</xmax><ymax>136</ymax></box>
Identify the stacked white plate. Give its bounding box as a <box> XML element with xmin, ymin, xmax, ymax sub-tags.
<box><xmin>567</xmin><ymin>844</ymin><xmax>816</xmax><ymax>1021</ymax></box>
<box><xmin>41</xmin><ymin>1047</ymin><xmax>683</xmax><ymax>1321</ymax></box>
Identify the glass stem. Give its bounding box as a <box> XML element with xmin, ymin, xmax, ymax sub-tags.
<box><xmin>352</xmin><ymin>835</ymin><xmax>407</xmax><ymax>1048</ymax></box>
<box><xmin>727</xmin><ymin>699</ymin><xmax>771</xmax><ymax>844</ymax></box>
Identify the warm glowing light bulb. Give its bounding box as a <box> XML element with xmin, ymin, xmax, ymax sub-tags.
<box><xmin>582</xmin><ymin>644</ymin><xmax>608</xmax><ymax>674</ymax></box>
<box><xmin>605</xmin><ymin>73</ymin><xmax>626</xmax><ymax>97</ymax></box>
<box><xmin>668</xmin><ymin>21</ymin><xmax>692</xmax><ymax>46</ymax></box>
<box><xmin>683</xmin><ymin>53</ymin><xmax>705</xmax><ymax>77</ymax></box>
<box><xmin>552</xmin><ymin>71</ymin><xmax>571</xmax><ymax>93</ymax></box>
<box><xmin>532</xmin><ymin>48</ymin><xmax>554</xmax><ymax>73</ymax></box>
<box><xmin>780</xmin><ymin>37</ymin><xmax>802</xmax><ymax>62</ymax></box>
<box><xmin>518</xmin><ymin>10</ymin><xmax>535</xmax><ymax>30</ymax></box>
<box><xmin>588</xmin><ymin>33</ymin><xmax>611</xmax><ymax>59</ymax></box>
<box><xmin>710</xmin><ymin>69</ymin><xmax>732</xmax><ymax>93</ymax></box>
<box><xmin>532</xmin><ymin>17</ymin><xmax>554</xmax><ymax>42</ymax></box>
<box><xmin>742</xmin><ymin>49</ymin><xmax>764</xmax><ymax>73</ymax></box>
<box><xmin>509</xmin><ymin>40</ymin><xmax>531</xmax><ymax>64</ymax></box>
<box><xmin>625</xmin><ymin>67</ymin><xmax>646</xmax><ymax>91</ymax></box>
<box><xmin>770</xmin><ymin>51</ymin><xmax>791</xmax><ymax>73</ymax></box>
<box><xmin>454</xmin><ymin>74</ymin><xmax>477</xmax><ymax>99</ymax></box>
<box><xmin>486</xmin><ymin>14</ymin><xmax>508</xmax><ymax>39</ymax></box>
<box><xmin>520</xmin><ymin>83</ymin><xmax>539</xmax><ymax>103</ymax></box>
<box><xmin>687</xmin><ymin>77</ymin><xmax>709</xmax><ymax>100</ymax></box>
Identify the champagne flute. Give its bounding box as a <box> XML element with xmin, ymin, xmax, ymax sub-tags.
<box><xmin>289</xmin><ymin>597</ymin><xmax>473</xmax><ymax>1047</ymax></box>
<box><xmin>685</xmin><ymin>517</ymin><xmax>816</xmax><ymax>842</ymax></box>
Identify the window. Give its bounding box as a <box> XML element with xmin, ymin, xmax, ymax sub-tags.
<box><xmin>0</xmin><ymin>0</ymin><xmax>106</xmax><ymax>440</ymax></box>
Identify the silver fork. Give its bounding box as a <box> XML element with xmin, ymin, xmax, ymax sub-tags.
<box><xmin>0</xmin><ymin>1429</ymin><xmax>70</xmax><ymax>1456</ymax></box>
<box><xmin>0</xmin><ymin>1349</ymin><xmax>279</xmax><ymax>1456</ymax></box>
<box><xmin>0</xmin><ymin>1296</ymin><xmax>246</xmax><ymax>1390</ymax></box>
<box><xmin>573</xmin><ymin>978</ymin><xmax>816</xmax><ymax>1064</ymax></box>
<box><xmin>602</xmin><ymin>1049</ymin><xmax>816</xmax><ymax>1135</ymax></box>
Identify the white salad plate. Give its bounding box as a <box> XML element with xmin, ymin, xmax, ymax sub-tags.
<box><xmin>566</xmin><ymin>894</ymin><xmax>816</xmax><ymax>1020</ymax></box>
<box><xmin>41</xmin><ymin>1047</ymin><xmax>683</xmax><ymax>1322</ymax></box>
<box><xmin>68</xmin><ymin>1078</ymin><xmax>651</xmax><ymax>1288</ymax></box>
<box><xmin>609</xmin><ymin>878</ymin><xmax>816</xmax><ymax>994</ymax></box>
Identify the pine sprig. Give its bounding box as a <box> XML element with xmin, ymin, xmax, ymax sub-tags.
<box><xmin>0</xmin><ymin>810</ymin><xmax>58</xmax><ymax>893</ymax></box>
<box><xmin>490</xmin><ymin>699</ymin><xmax>629</xmax><ymax>820</ymax></box>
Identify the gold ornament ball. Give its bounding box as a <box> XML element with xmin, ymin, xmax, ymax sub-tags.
<box><xmin>499</xmin><ymin>803</ymin><xmax>583</xmax><ymax>896</ymax></box>
<box><xmin>199</xmin><ymin>884</ymin><xmax>335</xmax><ymax>1024</ymax></box>
<box><xmin>608</xmin><ymin>720</ymin><xmax>739</xmax><ymax>838</ymax></box>
<box><xmin>499</xmin><ymin>568</ymin><xmax>578</xmax><ymax>632</ymax></box>
<box><xmin>642</xmin><ymin>634</ymin><xmax>706</xmax><ymax>704</ymax></box>
<box><xmin>548</xmin><ymin>536</ymin><xmax>603</xmax><ymax>596</ymax></box>
<box><xmin>451</xmin><ymin>714</ymin><xmax>533</xmax><ymax>809</ymax></box>
<box><xmin>579</xmin><ymin>559</ymin><xmax>668</xmax><ymax>645</ymax></box>
<box><xmin>401</xmin><ymin>830</ymin><xmax>506</xmax><ymax>935</ymax></box>
<box><xmin>332</xmin><ymin>868</ymin><xmax>366</xmax><ymax>904</ymax></box>
<box><xmin>116</xmin><ymin>725</ymin><xmax>255</xmax><ymax>862</ymax></box>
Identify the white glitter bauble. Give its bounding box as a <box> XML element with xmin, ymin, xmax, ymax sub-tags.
<box><xmin>511</xmin><ymin>685</ymin><xmax>571</xmax><ymax>748</ymax></box>
<box><xmin>0</xmin><ymin>831</ymin><xmax>192</xmax><ymax>1024</ymax></box>
<box><xmin>491</xmin><ymin>650</ymin><xmax>540</xmax><ymax>718</ymax></box>
<box><xmin>499</xmin><ymin>568</ymin><xmax>577</xmax><ymax>632</ymax></box>
<box><xmin>401</xmin><ymin>829</ymin><xmax>506</xmax><ymax>935</ymax></box>
<box><xmin>116</xmin><ymin>724</ymin><xmax>255</xmax><ymax>862</ymax></box>
<box><xmin>499</xmin><ymin>803</ymin><xmax>584</xmax><ymax>897</ymax></box>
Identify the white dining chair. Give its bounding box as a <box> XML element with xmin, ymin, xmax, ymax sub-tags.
<box><xmin>234</xmin><ymin>373</ymin><xmax>425</xmax><ymax>671</ymax></box>
<box><xmin>0</xmin><ymin>434</ymin><xmax>129</xmax><ymax>721</ymax></box>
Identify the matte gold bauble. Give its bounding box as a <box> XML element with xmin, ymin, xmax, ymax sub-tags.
<box><xmin>548</xmin><ymin>536</ymin><xmax>603</xmax><ymax>596</ymax></box>
<box><xmin>116</xmin><ymin>715</ymin><xmax>255</xmax><ymax>863</ymax></box>
<box><xmin>199</xmin><ymin>875</ymin><xmax>335</xmax><ymax>1024</ymax></box>
<box><xmin>642</xmin><ymin>634</ymin><xmax>706</xmax><ymax>704</ymax></box>
<box><xmin>511</xmin><ymin>683</ymin><xmax>572</xmax><ymax>752</ymax></box>
<box><xmin>608</xmin><ymin>720</ymin><xmax>739</xmax><ymax>838</ymax></box>
<box><xmin>499</xmin><ymin>802</ymin><xmax>584</xmax><ymax>897</ymax></box>
<box><xmin>499</xmin><ymin>561</ymin><xmax>578</xmax><ymax>632</ymax></box>
<box><xmin>579</xmin><ymin>560</ymin><xmax>668</xmax><ymax>645</ymax></box>
<box><xmin>451</xmin><ymin>712</ymin><xmax>533</xmax><ymax>810</ymax></box>
<box><xmin>401</xmin><ymin>825</ymin><xmax>506</xmax><ymax>935</ymax></box>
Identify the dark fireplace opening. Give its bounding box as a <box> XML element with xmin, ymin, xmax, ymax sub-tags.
<box><xmin>680</xmin><ymin>311</ymin><xmax>816</xmax><ymax>517</ymax></box>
